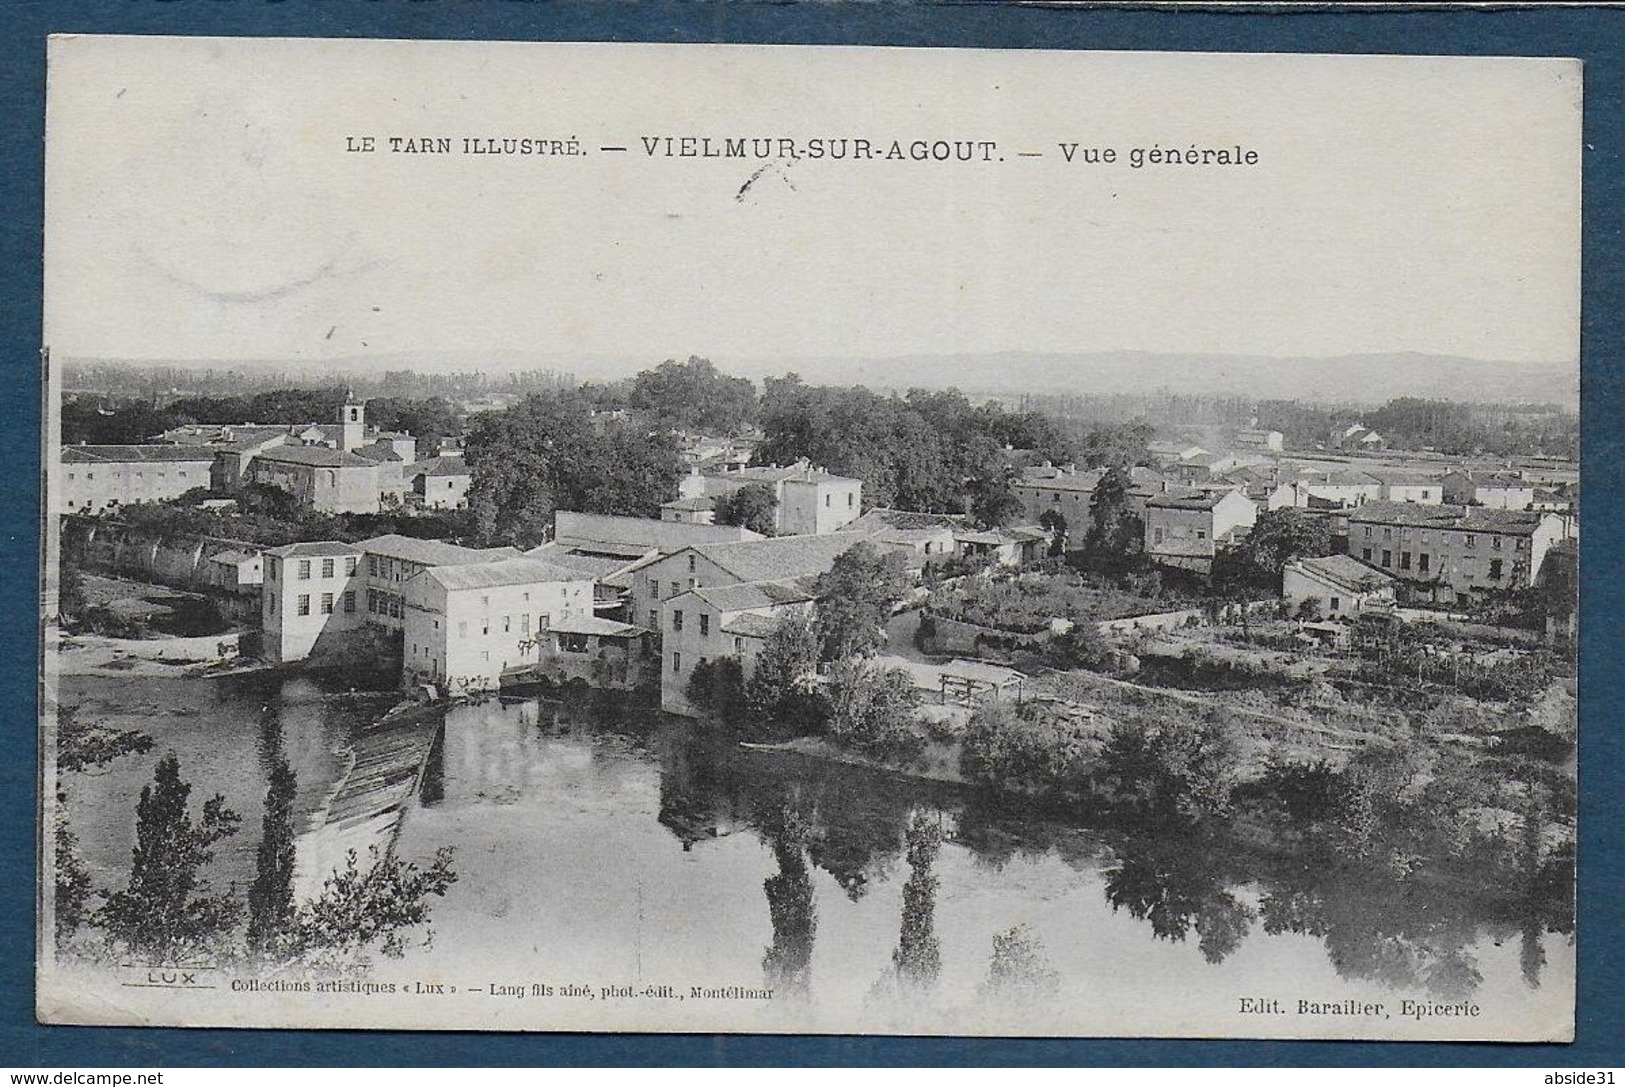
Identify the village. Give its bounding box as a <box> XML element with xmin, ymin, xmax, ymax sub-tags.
<box><xmin>51</xmin><ymin>360</ymin><xmax>1578</xmax><ymax>776</ymax></box>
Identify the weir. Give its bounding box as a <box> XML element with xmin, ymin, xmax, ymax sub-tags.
<box><xmin>292</xmin><ymin>702</ymin><xmax>445</xmax><ymax>898</ymax></box>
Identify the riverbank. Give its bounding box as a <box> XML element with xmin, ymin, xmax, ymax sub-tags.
<box><xmin>49</xmin><ymin>628</ymin><xmax>271</xmax><ymax>680</ymax></box>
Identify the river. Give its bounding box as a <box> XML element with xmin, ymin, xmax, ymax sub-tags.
<box><xmin>55</xmin><ymin>673</ymin><xmax>1574</xmax><ymax>1037</ymax></box>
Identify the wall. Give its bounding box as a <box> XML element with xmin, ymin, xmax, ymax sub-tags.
<box><xmin>261</xmin><ymin>554</ymin><xmax>364</xmax><ymax>663</ymax></box>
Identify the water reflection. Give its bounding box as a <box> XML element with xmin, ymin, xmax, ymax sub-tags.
<box><xmin>759</xmin><ymin>804</ymin><xmax>817</xmax><ymax>998</ymax></box>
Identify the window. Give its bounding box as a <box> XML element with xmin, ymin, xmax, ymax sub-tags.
<box><xmin>671</xmin><ymin>582</ymin><xmax>681</xmax><ymax>598</ymax></box>
<box><xmin>521</xmin><ymin>614</ymin><xmax>530</xmax><ymax>634</ymax></box>
<box><xmin>1381</xmin><ymin>550</ymin><xmax>1392</xmax><ymax>568</ymax></box>
<box><xmin>368</xmin><ymin>555</ymin><xmax>380</xmax><ymax>576</ymax></box>
<box><xmin>688</xmin><ymin>555</ymin><xmax>696</xmax><ymax>573</ymax></box>
<box><xmin>1465</xmin><ymin>534</ymin><xmax>1476</xmax><ymax>548</ymax></box>
<box><xmin>267</xmin><ymin>559</ymin><xmax>277</xmax><ymax>582</ymax></box>
<box><xmin>321</xmin><ymin>558</ymin><xmax>335</xmax><ymax>578</ymax></box>
<box><xmin>298</xmin><ymin>560</ymin><xmax>311</xmax><ymax>579</ymax></box>
<box><xmin>503</xmin><ymin>615</ymin><xmax>511</xmax><ymax>633</ymax></box>
<box><xmin>560</xmin><ymin>632</ymin><xmax>589</xmax><ymax>654</ymax></box>
<box><xmin>481</xmin><ymin>619</ymin><xmax>489</xmax><ymax>635</ymax></box>
<box><xmin>825</xmin><ymin>494</ymin><xmax>831</xmax><ymax>507</ymax></box>
<box><xmin>296</xmin><ymin>594</ymin><xmax>310</xmax><ymax>616</ymax></box>
<box><xmin>672</xmin><ymin>651</ymin><xmax>681</xmax><ymax>673</ymax></box>
<box><xmin>1363</xmin><ymin>526</ymin><xmax>1372</xmax><ymax>538</ymax></box>
<box><xmin>1489</xmin><ymin>559</ymin><xmax>1503</xmax><ymax>580</ymax></box>
<box><xmin>343</xmin><ymin>591</ymin><xmax>356</xmax><ymax>613</ymax></box>
<box><xmin>649</xmin><ymin>610</ymin><xmax>658</xmax><ymax>629</ymax></box>
<box><xmin>1383</xmin><ymin>527</ymin><xmax>1392</xmax><ymax>540</ymax></box>
<box><xmin>1419</xmin><ymin>553</ymin><xmax>1430</xmax><ymax>574</ymax></box>
<box><xmin>848</xmin><ymin>492</ymin><xmax>855</xmax><ymax>508</ymax></box>
<box><xmin>320</xmin><ymin>593</ymin><xmax>334</xmax><ymax>614</ymax></box>
<box><xmin>1362</xmin><ymin>548</ymin><xmax>1372</xmax><ymax>562</ymax></box>
<box><xmin>1153</xmin><ymin>527</ymin><xmax>1164</xmax><ymax>545</ymax></box>
<box><xmin>1400</xmin><ymin>552</ymin><xmax>1411</xmax><ymax>571</ymax></box>
<box><xmin>1053</xmin><ymin>493</ymin><xmax>1061</xmax><ymax>503</ymax></box>
<box><xmin>345</xmin><ymin>557</ymin><xmax>358</xmax><ymax>575</ymax></box>
<box><xmin>482</xmin><ymin>595</ymin><xmax>490</xmax><ymax>606</ymax></box>
<box><xmin>1420</xmin><ymin>531</ymin><xmax>1430</xmax><ymax>543</ymax></box>
<box><xmin>735</xmin><ymin>637</ymin><xmax>744</xmax><ymax>652</ymax></box>
<box><xmin>672</xmin><ymin>610</ymin><xmax>684</xmax><ymax>632</ymax></box>
<box><xmin>1492</xmin><ymin>535</ymin><xmax>1503</xmax><ymax>550</ymax></box>
<box><xmin>1196</xmin><ymin>530</ymin><xmax>1207</xmax><ymax>541</ymax></box>
<box><xmin>699</xmin><ymin>613</ymin><xmax>710</xmax><ymax>637</ymax></box>
<box><xmin>1329</xmin><ymin>597</ymin><xmax>1341</xmax><ymax>612</ymax></box>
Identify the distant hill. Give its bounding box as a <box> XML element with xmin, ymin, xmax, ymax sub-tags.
<box><xmin>61</xmin><ymin>349</ymin><xmax>1578</xmax><ymax>409</ymax></box>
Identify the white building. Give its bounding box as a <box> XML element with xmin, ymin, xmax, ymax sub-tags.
<box><xmin>261</xmin><ymin>541</ymin><xmax>364</xmax><ymax>663</ymax></box>
<box><xmin>660</xmin><ymin>580</ymin><xmax>815</xmax><ymax>717</ymax></box>
<box><xmin>1283</xmin><ymin>554</ymin><xmax>1397</xmax><ymax>619</ymax></box>
<box><xmin>677</xmin><ymin>459</ymin><xmax>863</xmax><ymax>536</ymax></box>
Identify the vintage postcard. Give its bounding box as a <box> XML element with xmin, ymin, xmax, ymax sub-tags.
<box><xmin>38</xmin><ymin>36</ymin><xmax>1579</xmax><ymax>1039</ymax></box>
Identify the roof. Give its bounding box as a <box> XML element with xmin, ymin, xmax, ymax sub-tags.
<box><xmin>61</xmin><ymin>444</ymin><xmax>217</xmax><ymax>464</ymax></box>
<box><xmin>1347</xmin><ymin>501</ymin><xmax>1555</xmax><ymax>535</ymax></box>
<box><xmin>688</xmin><ymin>533</ymin><xmax>870</xmax><ymax>583</ymax></box>
<box><xmin>205</xmin><ymin>549</ymin><xmax>260</xmax><ymax>566</ymax></box>
<box><xmin>263</xmin><ymin>540</ymin><xmax>361</xmax><ymax>559</ymax></box>
<box><xmin>1322</xmin><ymin>470</ymin><xmax>1381</xmax><ymax>486</ymax></box>
<box><xmin>659</xmin><ymin>496</ymin><xmax>715</xmax><ymax>511</ymax></box>
<box><xmin>253</xmin><ymin>445</ymin><xmax>376</xmax><ymax>469</ymax></box>
<box><xmin>719</xmin><ymin>613</ymin><xmax>785</xmax><ymax>639</ymax></box>
<box><xmin>522</xmin><ymin>542</ymin><xmax>644</xmax><ymax>581</ymax></box>
<box><xmin>1289</xmin><ymin>554</ymin><xmax>1395</xmax><ymax>593</ymax></box>
<box><xmin>1365</xmin><ymin>469</ymin><xmax>1441</xmax><ymax>487</ymax></box>
<box><xmin>547</xmin><ymin>615</ymin><xmax>646</xmax><ymax>638</ymax></box>
<box><xmin>941</xmin><ymin>658</ymin><xmax>1028</xmax><ymax>686</ymax></box>
<box><xmin>355</xmin><ymin>442</ymin><xmax>403</xmax><ymax>463</ymax></box>
<box><xmin>678</xmin><ymin>579</ymin><xmax>816</xmax><ymax>613</ymax></box>
<box><xmin>1015</xmin><ymin>469</ymin><xmax>1101</xmax><ymax>493</ymax></box>
<box><xmin>553</xmin><ymin>511</ymin><xmax>762</xmax><ymax>553</ymax></box>
<box><xmin>425</xmin><ymin>557</ymin><xmax>592</xmax><ymax>591</ymax></box>
<box><xmin>842</xmin><ymin>508</ymin><xmax>968</xmax><ymax>535</ymax></box>
<box><xmin>708</xmin><ymin>461</ymin><xmax>856</xmax><ymax>485</ymax></box>
<box><xmin>356</xmin><ymin>533</ymin><xmax>519</xmax><ymax>567</ymax></box>
<box><xmin>411</xmin><ymin>456</ymin><xmax>472</xmax><ymax>479</ymax></box>
<box><xmin>1147</xmin><ymin>487</ymin><xmax>1248</xmax><ymax>512</ymax></box>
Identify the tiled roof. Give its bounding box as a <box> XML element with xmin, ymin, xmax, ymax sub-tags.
<box><xmin>553</xmin><ymin>511</ymin><xmax>762</xmax><ymax>553</ymax></box>
<box><xmin>1147</xmin><ymin>488</ymin><xmax>1243</xmax><ymax>512</ymax></box>
<box><xmin>1291</xmin><ymin>554</ymin><xmax>1395</xmax><ymax>593</ymax></box>
<box><xmin>719</xmin><ymin>612</ymin><xmax>784</xmax><ymax>639</ymax></box>
<box><xmin>522</xmin><ymin>543</ymin><xmax>643</xmax><ymax>580</ymax></box>
<box><xmin>253</xmin><ymin>445</ymin><xmax>376</xmax><ymax>469</ymax></box>
<box><xmin>660</xmin><ymin>496</ymin><xmax>715</xmax><ymax>511</ymax></box>
<box><xmin>690</xmin><ymin>533</ymin><xmax>867</xmax><ymax>583</ymax></box>
<box><xmin>681</xmin><ymin>579</ymin><xmax>815</xmax><ymax>613</ymax></box>
<box><xmin>1347</xmin><ymin>501</ymin><xmax>1553</xmax><ymax>534</ymax></box>
<box><xmin>356</xmin><ymin>533</ymin><xmax>519</xmax><ymax>567</ymax></box>
<box><xmin>355</xmin><ymin>441</ymin><xmax>403</xmax><ymax>463</ymax></box>
<box><xmin>426</xmin><ymin>557</ymin><xmax>591</xmax><ymax>591</ymax></box>
<box><xmin>546</xmin><ymin>615</ymin><xmax>646</xmax><ymax>637</ymax></box>
<box><xmin>843</xmin><ymin>508</ymin><xmax>969</xmax><ymax>534</ymax></box>
<box><xmin>263</xmin><ymin>540</ymin><xmax>362</xmax><ymax>559</ymax></box>
<box><xmin>62</xmin><ymin>444</ymin><xmax>217</xmax><ymax>463</ymax></box>
<box><xmin>1323</xmin><ymin>470</ymin><xmax>1381</xmax><ymax>486</ymax></box>
<box><xmin>205</xmin><ymin>549</ymin><xmax>260</xmax><ymax>566</ymax></box>
<box><xmin>707</xmin><ymin>461</ymin><xmax>855</xmax><ymax>485</ymax></box>
<box><xmin>412</xmin><ymin>456</ymin><xmax>472</xmax><ymax>479</ymax></box>
<box><xmin>1015</xmin><ymin>469</ymin><xmax>1102</xmax><ymax>493</ymax></box>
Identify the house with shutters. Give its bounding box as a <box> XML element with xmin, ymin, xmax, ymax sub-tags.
<box><xmin>1143</xmin><ymin>489</ymin><xmax>1258</xmax><ymax>575</ymax></box>
<box><xmin>1345</xmin><ymin>501</ymin><xmax>1564</xmax><ymax>604</ymax></box>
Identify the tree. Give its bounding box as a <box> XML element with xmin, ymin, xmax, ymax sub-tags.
<box><xmin>714</xmin><ymin>482</ymin><xmax>778</xmax><ymax>536</ymax></box>
<box><xmin>968</xmin><ymin>478</ymin><xmax>1025</xmax><ymax>530</ymax></box>
<box><xmin>1081</xmin><ymin>467</ymin><xmax>1144</xmax><ymax>573</ymax></box>
<box><xmin>744</xmin><ymin>611</ymin><xmax>823</xmax><ymax>734</ymax></box>
<box><xmin>813</xmin><ymin>543</ymin><xmax>910</xmax><ymax>661</ymax></box>
<box><xmin>1225</xmin><ymin>508</ymin><xmax>1333</xmax><ymax>592</ymax></box>
<box><xmin>891</xmin><ymin>813</ymin><xmax>943</xmax><ymax>989</ymax></box>
<box><xmin>761</xmin><ymin>809</ymin><xmax>817</xmax><ymax>997</ymax></box>
<box><xmin>464</xmin><ymin>389</ymin><xmax>683</xmax><ymax>547</ymax></box>
<box><xmin>981</xmin><ymin>924</ymin><xmax>1060</xmax><ymax>1004</ymax></box>
<box><xmin>246</xmin><ymin>757</ymin><xmax>298</xmax><ymax>955</ymax></box>
<box><xmin>685</xmin><ymin>658</ymin><xmax>749</xmax><ymax>726</ymax></box>
<box><xmin>824</xmin><ymin>658</ymin><xmax>923</xmax><ymax>765</ymax></box>
<box><xmin>1098</xmin><ymin>715</ymin><xmax>1240</xmax><ymax>823</ymax></box>
<box><xmin>98</xmin><ymin>753</ymin><xmax>242</xmax><ymax>962</ymax></box>
<box><xmin>629</xmin><ymin>357</ymin><xmax>758</xmax><ymax>433</ymax></box>
<box><xmin>286</xmin><ymin>846</ymin><xmax>458</xmax><ymax>963</ymax></box>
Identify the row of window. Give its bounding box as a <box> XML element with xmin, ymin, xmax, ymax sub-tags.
<box><xmin>64</xmin><ymin>470</ymin><xmax>190</xmax><ymax>481</ymax></box>
<box><xmin>1361</xmin><ymin>548</ymin><xmax>1506</xmax><ymax>580</ymax></box>
<box><xmin>668</xmin><ymin>641</ymin><xmax>749</xmax><ymax>675</ymax></box>
<box><xmin>284</xmin><ymin>556</ymin><xmax>360</xmax><ymax>581</ymax></box>
<box><xmin>452</xmin><ymin>613</ymin><xmax>551</xmax><ymax>639</ymax></box>
<box><xmin>1360</xmin><ymin>525</ymin><xmax>1526</xmax><ymax>551</ymax></box>
<box><xmin>670</xmin><ymin>610</ymin><xmax>710</xmax><ymax>636</ymax></box>
<box><xmin>288</xmin><ymin>590</ymin><xmax>357</xmax><ymax>616</ymax></box>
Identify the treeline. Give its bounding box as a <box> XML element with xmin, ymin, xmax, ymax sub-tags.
<box><xmin>1254</xmin><ymin>396</ymin><xmax>1577</xmax><ymax>459</ymax></box>
<box><xmin>62</xmin><ymin>388</ymin><xmax>465</xmax><ymax>445</ymax></box>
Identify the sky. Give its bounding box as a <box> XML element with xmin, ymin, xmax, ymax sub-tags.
<box><xmin>43</xmin><ymin>37</ymin><xmax>1582</xmax><ymax>374</ymax></box>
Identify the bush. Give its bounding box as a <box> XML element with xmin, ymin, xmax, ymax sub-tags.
<box><xmin>1098</xmin><ymin>715</ymin><xmax>1239</xmax><ymax>823</ymax></box>
<box><xmin>959</xmin><ymin>701</ymin><xmax>1092</xmax><ymax>799</ymax></box>
<box><xmin>824</xmin><ymin>659</ymin><xmax>924</xmax><ymax>766</ymax></box>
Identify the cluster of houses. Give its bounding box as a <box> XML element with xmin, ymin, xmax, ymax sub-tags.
<box><xmin>59</xmin><ymin>399</ymin><xmax>473</xmax><ymax>516</ymax></box>
<box><xmin>61</xmin><ymin>400</ymin><xmax>1580</xmax><ymax>710</ymax></box>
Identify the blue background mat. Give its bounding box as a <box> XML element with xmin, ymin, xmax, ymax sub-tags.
<box><xmin>3</xmin><ymin>2</ymin><xmax>1619</xmax><ymax>1067</ymax></box>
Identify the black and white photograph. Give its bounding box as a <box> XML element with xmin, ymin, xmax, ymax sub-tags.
<box><xmin>37</xmin><ymin>36</ymin><xmax>1580</xmax><ymax>1040</ymax></box>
